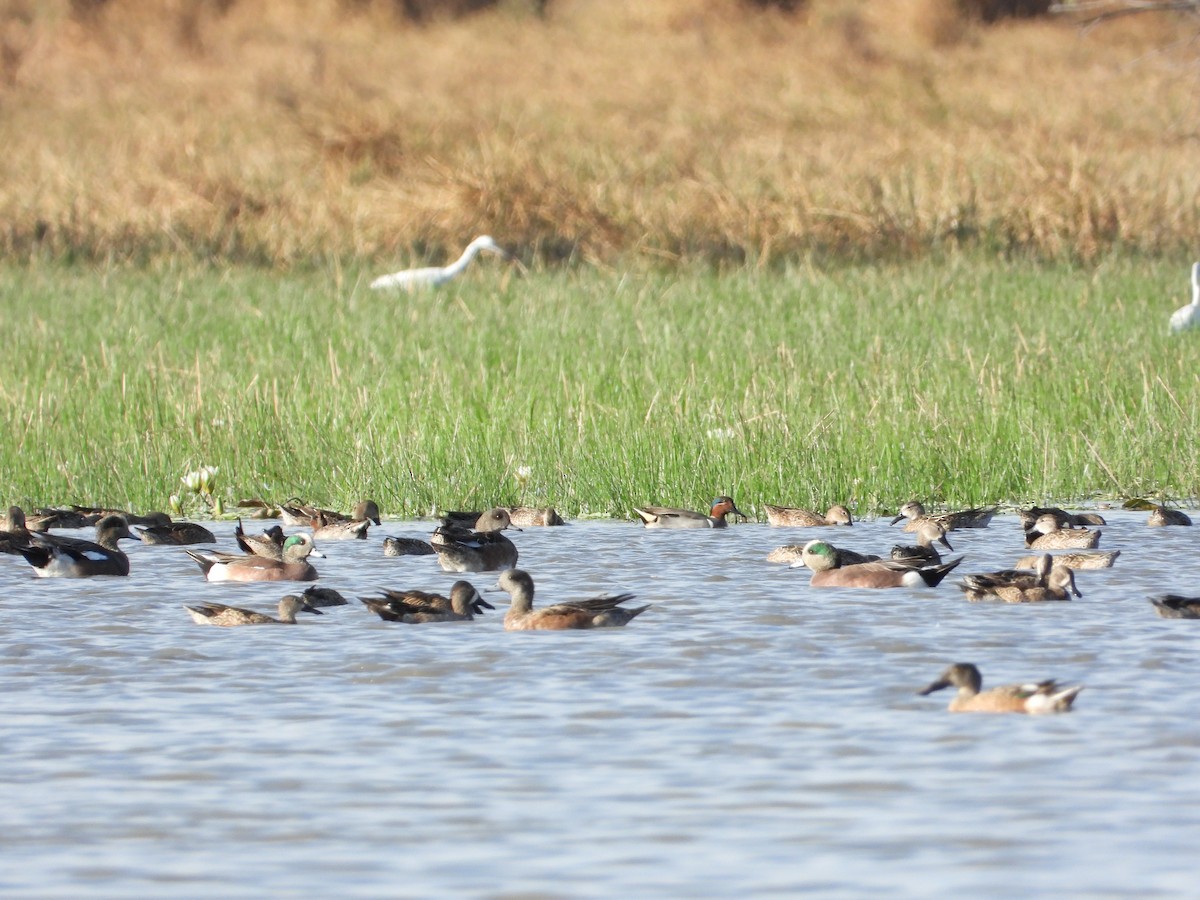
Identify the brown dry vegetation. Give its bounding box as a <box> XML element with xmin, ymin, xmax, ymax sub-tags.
<box><xmin>0</xmin><ymin>0</ymin><xmax>1196</xmax><ymax>266</ymax></box>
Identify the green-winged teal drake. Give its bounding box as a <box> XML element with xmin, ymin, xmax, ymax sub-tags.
<box><xmin>918</xmin><ymin>663</ymin><xmax>1082</xmax><ymax>714</ymax></box>
<box><xmin>1024</xmin><ymin>514</ymin><xmax>1101</xmax><ymax>550</ymax></box>
<box><xmin>798</xmin><ymin>540</ymin><xmax>961</xmax><ymax>588</ymax></box>
<box><xmin>494</xmin><ymin>569</ymin><xmax>649</xmax><ymax>631</ymax></box>
<box><xmin>431</xmin><ymin>508</ymin><xmax>519</xmax><ymax>572</ymax></box>
<box><xmin>361</xmin><ymin>581</ymin><xmax>492</xmax><ymax>623</ymax></box>
<box><xmin>18</xmin><ymin>514</ymin><xmax>137</xmax><ymax>577</ymax></box>
<box><xmin>185</xmin><ymin>533</ymin><xmax>324</xmax><ymax>582</ymax></box>
<box><xmin>891</xmin><ymin>501</ymin><xmax>995</xmax><ymax>532</ymax></box>
<box><xmin>763</xmin><ymin>504</ymin><xmax>852</xmax><ymax>527</ymax></box>
<box><xmin>633</xmin><ymin>496</ymin><xmax>747</xmax><ymax>529</ymax></box>
<box><xmin>184</xmin><ymin>595</ymin><xmax>325</xmax><ymax>626</ymax></box>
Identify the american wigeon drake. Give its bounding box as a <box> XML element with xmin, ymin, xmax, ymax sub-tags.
<box><xmin>184</xmin><ymin>595</ymin><xmax>324</xmax><ymax>626</ymax></box>
<box><xmin>70</xmin><ymin>506</ymin><xmax>173</xmax><ymax>528</ymax></box>
<box><xmin>633</xmin><ymin>496</ymin><xmax>747</xmax><ymax>529</ymax></box>
<box><xmin>442</xmin><ymin>507</ymin><xmax>565</xmax><ymax>528</ymax></box>
<box><xmin>25</xmin><ymin>507</ymin><xmax>95</xmax><ymax>532</ymax></box>
<box><xmin>1024</xmin><ymin>514</ymin><xmax>1101</xmax><ymax>550</ymax></box>
<box><xmin>959</xmin><ymin>553</ymin><xmax>1079</xmax><ymax>603</ymax></box>
<box><xmin>280</xmin><ymin>499</ymin><xmax>381</xmax><ymax>528</ymax></box>
<box><xmin>310</xmin><ymin>511</ymin><xmax>372</xmax><ymax>541</ymax></box>
<box><xmin>431</xmin><ymin>508</ymin><xmax>519</xmax><ymax>572</ymax></box>
<box><xmin>234</xmin><ymin>518</ymin><xmax>287</xmax><ymax>560</ymax></box>
<box><xmin>360</xmin><ymin>581</ymin><xmax>492</xmax><ymax>623</ymax></box>
<box><xmin>918</xmin><ymin>663</ymin><xmax>1082</xmax><ymax>714</ymax></box>
<box><xmin>0</xmin><ymin>506</ymin><xmax>32</xmax><ymax>554</ymax></box>
<box><xmin>1149</xmin><ymin>594</ymin><xmax>1200</xmax><ymax>618</ymax></box>
<box><xmin>779</xmin><ymin>543</ymin><xmax>879</xmax><ymax>567</ymax></box>
<box><xmin>763</xmin><ymin>504</ymin><xmax>853</xmax><ymax>527</ymax></box>
<box><xmin>383</xmin><ymin>536</ymin><xmax>436</xmax><ymax>557</ymax></box>
<box><xmin>185</xmin><ymin>533</ymin><xmax>324</xmax><ymax>582</ymax></box>
<box><xmin>890</xmin><ymin>521</ymin><xmax>953</xmax><ymax>566</ymax></box>
<box><xmin>890</xmin><ymin>500</ymin><xmax>995</xmax><ymax>532</ymax></box>
<box><xmin>1017</xmin><ymin>506</ymin><xmax>1106</xmax><ymax>529</ymax></box>
<box><xmin>1014</xmin><ymin>550</ymin><xmax>1120</xmax><ymax>570</ymax></box>
<box><xmin>137</xmin><ymin>522</ymin><xmax>217</xmax><ymax>545</ymax></box>
<box><xmin>494</xmin><ymin>569</ymin><xmax>649</xmax><ymax>631</ymax></box>
<box><xmin>18</xmin><ymin>514</ymin><xmax>137</xmax><ymax>577</ymax></box>
<box><xmin>798</xmin><ymin>540</ymin><xmax>962</xmax><ymax>588</ymax></box>
<box><xmin>1147</xmin><ymin>505</ymin><xmax>1192</xmax><ymax>527</ymax></box>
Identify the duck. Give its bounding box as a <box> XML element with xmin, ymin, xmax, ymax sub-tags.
<box><xmin>493</xmin><ymin>569</ymin><xmax>649</xmax><ymax>631</ymax></box>
<box><xmin>17</xmin><ymin>514</ymin><xmax>137</xmax><ymax>577</ymax></box>
<box><xmin>234</xmin><ymin>518</ymin><xmax>287</xmax><ymax>560</ymax></box>
<box><xmin>310</xmin><ymin>510</ymin><xmax>372</xmax><ymax>541</ymax></box>
<box><xmin>137</xmin><ymin>521</ymin><xmax>217</xmax><ymax>545</ymax></box>
<box><xmin>1147</xmin><ymin>505</ymin><xmax>1192</xmax><ymax>527</ymax></box>
<box><xmin>633</xmin><ymin>496</ymin><xmax>747</xmax><ymax>529</ymax></box>
<box><xmin>763</xmin><ymin>504</ymin><xmax>853</xmax><ymax>527</ymax></box>
<box><xmin>918</xmin><ymin>662</ymin><xmax>1082</xmax><ymax>714</ymax></box>
<box><xmin>769</xmin><ymin>543</ymin><xmax>879</xmax><ymax>565</ymax></box>
<box><xmin>889</xmin><ymin>521</ymin><xmax>953</xmax><ymax>566</ymax></box>
<box><xmin>297</xmin><ymin>585</ymin><xmax>349</xmax><ymax>607</ymax></box>
<box><xmin>959</xmin><ymin>553</ymin><xmax>1079</xmax><ymax>603</ymax></box>
<box><xmin>25</xmin><ymin>507</ymin><xmax>96</xmax><ymax>532</ymax></box>
<box><xmin>890</xmin><ymin>500</ymin><xmax>995</xmax><ymax>532</ymax></box>
<box><xmin>184</xmin><ymin>533</ymin><xmax>324</xmax><ymax>582</ymax></box>
<box><xmin>69</xmin><ymin>505</ymin><xmax>173</xmax><ymax>528</ymax></box>
<box><xmin>797</xmin><ymin>540</ymin><xmax>962</xmax><ymax>588</ymax></box>
<box><xmin>1024</xmin><ymin>513</ymin><xmax>1101</xmax><ymax>550</ymax></box>
<box><xmin>0</xmin><ymin>506</ymin><xmax>32</xmax><ymax>554</ymax></box>
<box><xmin>279</xmin><ymin>499</ymin><xmax>381</xmax><ymax>528</ymax></box>
<box><xmin>1014</xmin><ymin>550</ymin><xmax>1119</xmax><ymax>570</ymax></box>
<box><xmin>382</xmin><ymin>536</ymin><xmax>436</xmax><ymax>557</ymax></box>
<box><xmin>1149</xmin><ymin>595</ymin><xmax>1200</xmax><ymax>619</ymax></box>
<box><xmin>1168</xmin><ymin>261</ymin><xmax>1200</xmax><ymax>333</ymax></box>
<box><xmin>1016</xmin><ymin>506</ymin><xmax>1106</xmax><ymax>529</ymax></box>
<box><xmin>441</xmin><ymin>506</ymin><xmax>564</xmax><ymax>528</ymax></box>
<box><xmin>431</xmin><ymin>508</ymin><xmax>519</xmax><ymax>573</ymax></box>
<box><xmin>184</xmin><ymin>595</ymin><xmax>325</xmax><ymax>626</ymax></box>
<box><xmin>360</xmin><ymin>581</ymin><xmax>492</xmax><ymax>623</ymax></box>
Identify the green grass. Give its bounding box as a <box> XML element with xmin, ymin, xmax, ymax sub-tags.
<box><xmin>2</xmin><ymin>255</ymin><xmax>1198</xmax><ymax>519</ymax></box>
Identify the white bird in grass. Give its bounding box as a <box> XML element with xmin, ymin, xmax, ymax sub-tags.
<box><xmin>1168</xmin><ymin>262</ymin><xmax>1200</xmax><ymax>333</ymax></box>
<box><xmin>369</xmin><ymin>235</ymin><xmax>510</xmax><ymax>290</ymax></box>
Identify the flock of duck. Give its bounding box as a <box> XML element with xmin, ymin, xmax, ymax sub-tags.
<box><xmin>2</xmin><ymin>494</ymin><xmax>1196</xmax><ymax>714</ymax></box>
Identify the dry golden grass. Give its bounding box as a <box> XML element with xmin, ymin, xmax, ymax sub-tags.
<box><xmin>0</xmin><ymin>0</ymin><xmax>1196</xmax><ymax>265</ymax></box>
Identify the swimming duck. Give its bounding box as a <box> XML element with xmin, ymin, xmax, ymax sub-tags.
<box><xmin>185</xmin><ymin>533</ymin><xmax>324</xmax><ymax>582</ymax></box>
<box><xmin>0</xmin><ymin>506</ymin><xmax>32</xmax><ymax>554</ymax></box>
<box><xmin>763</xmin><ymin>504</ymin><xmax>853</xmax><ymax>527</ymax></box>
<box><xmin>918</xmin><ymin>663</ymin><xmax>1082</xmax><ymax>714</ymax></box>
<box><xmin>959</xmin><ymin>554</ymin><xmax>1079</xmax><ymax>603</ymax></box>
<box><xmin>1013</xmin><ymin>550</ymin><xmax>1119</xmax><ymax>570</ymax></box>
<box><xmin>1016</xmin><ymin>506</ymin><xmax>1106</xmax><ymax>529</ymax></box>
<box><xmin>1024</xmin><ymin>514</ymin><xmax>1101</xmax><ymax>550</ymax></box>
<box><xmin>17</xmin><ymin>514</ymin><xmax>137</xmax><ymax>577</ymax></box>
<box><xmin>297</xmin><ymin>586</ymin><xmax>349</xmax><ymax>607</ymax></box>
<box><xmin>431</xmin><ymin>508</ymin><xmax>519</xmax><ymax>572</ymax></box>
<box><xmin>798</xmin><ymin>540</ymin><xmax>962</xmax><ymax>588</ymax></box>
<box><xmin>70</xmin><ymin>506</ymin><xmax>173</xmax><ymax>528</ymax></box>
<box><xmin>441</xmin><ymin>506</ymin><xmax>565</xmax><ymax>528</ymax></box>
<box><xmin>1149</xmin><ymin>595</ymin><xmax>1200</xmax><ymax>618</ymax></box>
<box><xmin>382</xmin><ymin>536</ymin><xmax>436</xmax><ymax>557</ymax></box>
<box><xmin>360</xmin><ymin>581</ymin><xmax>492</xmax><ymax>623</ymax></box>
<box><xmin>234</xmin><ymin>518</ymin><xmax>287</xmax><ymax>559</ymax></box>
<box><xmin>25</xmin><ymin>507</ymin><xmax>96</xmax><ymax>532</ymax></box>
<box><xmin>890</xmin><ymin>501</ymin><xmax>995</xmax><ymax>532</ymax></box>
<box><xmin>279</xmin><ymin>499</ymin><xmax>381</xmax><ymax>528</ymax></box>
<box><xmin>1147</xmin><ymin>505</ymin><xmax>1192</xmax><ymax>527</ymax></box>
<box><xmin>184</xmin><ymin>595</ymin><xmax>324</xmax><ymax>626</ymax></box>
<box><xmin>310</xmin><ymin>510</ymin><xmax>372</xmax><ymax>541</ymax></box>
<box><xmin>889</xmin><ymin>521</ymin><xmax>954</xmax><ymax>566</ymax></box>
<box><xmin>494</xmin><ymin>569</ymin><xmax>649</xmax><ymax>631</ymax></box>
<box><xmin>633</xmin><ymin>496</ymin><xmax>747</xmax><ymax>529</ymax></box>
<box><xmin>770</xmin><ymin>543</ymin><xmax>879</xmax><ymax>565</ymax></box>
<box><xmin>137</xmin><ymin>522</ymin><xmax>217</xmax><ymax>545</ymax></box>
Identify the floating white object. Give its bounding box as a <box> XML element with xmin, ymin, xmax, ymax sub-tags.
<box><xmin>369</xmin><ymin>235</ymin><xmax>509</xmax><ymax>290</ymax></box>
<box><xmin>1168</xmin><ymin>262</ymin><xmax>1200</xmax><ymax>333</ymax></box>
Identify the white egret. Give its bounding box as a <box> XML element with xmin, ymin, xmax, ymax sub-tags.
<box><xmin>369</xmin><ymin>235</ymin><xmax>510</xmax><ymax>290</ymax></box>
<box><xmin>1168</xmin><ymin>262</ymin><xmax>1200</xmax><ymax>333</ymax></box>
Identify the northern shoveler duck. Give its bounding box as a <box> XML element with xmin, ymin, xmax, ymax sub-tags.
<box><xmin>763</xmin><ymin>504</ymin><xmax>853</xmax><ymax>527</ymax></box>
<box><xmin>890</xmin><ymin>521</ymin><xmax>953</xmax><ymax>566</ymax></box>
<box><xmin>1014</xmin><ymin>550</ymin><xmax>1119</xmax><ymax>570</ymax></box>
<box><xmin>382</xmin><ymin>536</ymin><xmax>436</xmax><ymax>557</ymax></box>
<box><xmin>0</xmin><ymin>506</ymin><xmax>31</xmax><ymax>554</ymax></box>
<box><xmin>1149</xmin><ymin>594</ymin><xmax>1200</xmax><ymax>618</ymax></box>
<box><xmin>360</xmin><ymin>581</ymin><xmax>492</xmax><ymax>623</ymax></box>
<box><xmin>184</xmin><ymin>595</ymin><xmax>324</xmax><ymax>626</ymax></box>
<box><xmin>633</xmin><ymin>496</ymin><xmax>747</xmax><ymax>529</ymax></box>
<box><xmin>431</xmin><ymin>508</ymin><xmax>519</xmax><ymax>572</ymax></box>
<box><xmin>1016</xmin><ymin>506</ymin><xmax>1106</xmax><ymax>529</ymax></box>
<box><xmin>918</xmin><ymin>662</ymin><xmax>1082</xmax><ymax>714</ymax></box>
<box><xmin>959</xmin><ymin>553</ymin><xmax>1079</xmax><ymax>603</ymax></box>
<box><xmin>1024</xmin><ymin>514</ymin><xmax>1101</xmax><ymax>550</ymax></box>
<box><xmin>234</xmin><ymin>518</ymin><xmax>287</xmax><ymax>560</ymax></box>
<box><xmin>1147</xmin><ymin>505</ymin><xmax>1192</xmax><ymax>527</ymax></box>
<box><xmin>17</xmin><ymin>514</ymin><xmax>137</xmax><ymax>577</ymax></box>
<box><xmin>185</xmin><ymin>533</ymin><xmax>324</xmax><ymax>582</ymax></box>
<box><xmin>1168</xmin><ymin>262</ymin><xmax>1200</xmax><ymax>333</ymax></box>
<box><xmin>137</xmin><ymin>522</ymin><xmax>217</xmax><ymax>545</ymax></box>
<box><xmin>798</xmin><ymin>540</ymin><xmax>962</xmax><ymax>588</ymax></box>
<box><xmin>494</xmin><ymin>569</ymin><xmax>649</xmax><ymax>631</ymax></box>
<box><xmin>890</xmin><ymin>500</ymin><xmax>995</xmax><ymax>532</ymax></box>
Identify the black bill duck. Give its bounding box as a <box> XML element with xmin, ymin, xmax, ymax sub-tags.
<box><xmin>360</xmin><ymin>581</ymin><xmax>492</xmax><ymax>623</ymax></box>
<box><xmin>185</xmin><ymin>533</ymin><xmax>324</xmax><ymax>582</ymax></box>
<box><xmin>918</xmin><ymin>663</ymin><xmax>1082</xmax><ymax>714</ymax></box>
<box><xmin>184</xmin><ymin>595</ymin><xmax>325</xmax><ymax>626</ymax></box>
<box><xmin>633</xmin><ymin>496</ymin><xmax>747</xmax><ymax>529</ymax></box>
<box><xmin>431</xmin><ymin>508</ymin><xmax>519</xmax><ymax>572</ymax></box>
<box><xmin>494</xmin><ymin>569</ymin><xmax>649</xmax><ymax>631</ymax></box>
<box><xmin>797</xmin><ymin>540</ymin><xmax>961</xmax><ymax>589</ymax></box>
<box><xmin>763</xmin><ymin>504</ymin><xmax>853</xmax><ymax>527</ymax></box>
<box><xmin>17</xmin><ymin>514</ymin><xmax>137</xmax><ymax>577</ymax></box>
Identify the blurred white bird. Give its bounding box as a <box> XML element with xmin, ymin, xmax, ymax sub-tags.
<box><xmin>1168</xmin><ymin>262</ymin><xmax>1200</xmax><ymax>333</ymax></box>
<box><xmin>369</xmin><ymin>235</ymin><xmax>510</xmax><ymax>290</ymax></box>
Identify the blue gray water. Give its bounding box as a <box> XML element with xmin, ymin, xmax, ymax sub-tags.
<box><xmin>2</xmin><ymin>510</ymin><xmax>1198</xmax><ymax>897</ymax></box>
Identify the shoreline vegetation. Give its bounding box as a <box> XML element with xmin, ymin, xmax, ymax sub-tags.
<box><xmin>0</xmin><ymin>1</ymin><xmax>1196</xmax><ymax>266</ymax></box>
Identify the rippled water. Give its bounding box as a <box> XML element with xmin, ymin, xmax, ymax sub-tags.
<box><xmin>3</xmin><ymin>510</ymin><xmax>1199</xmax><ymax>896</ymax></box>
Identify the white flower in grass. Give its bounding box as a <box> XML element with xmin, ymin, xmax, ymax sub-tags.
<box><xmin>182</xmin><ymin>465</ymin><xmax>219</xmax><ymax>495</ymax></box>
<box><xmin>515</xmin><ymin>465</ymin><xmax>532</xmax><ymax>487</ymax></box>
<box><xmin>706</xmin><ymin>427</ymin><xmax>737</xmax><ymax>441</ymax></box>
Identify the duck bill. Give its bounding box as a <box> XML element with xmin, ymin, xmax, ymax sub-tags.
<box><xmin>890</xmin><ymin>514</ymin><xmax>906</xmax><ymax>526</ymax></box>
<box><xmin>302</xmin><ymin>606</ymin><xmax>325</xmax><ymax>616</ymax></box>
<box><xmin>917</xmin><ymin>679</ymin><xmax>950</xmax><ymax>696</ymax></box>
<box><xmin>940</xmin><ymin>535</ymin><xmax>955</xmax><ymax>552</ymax></box>
<box><xmin>308</xmin><ymin>548</ymin><xmax>327</xmax><ymax>558</ymax></box>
